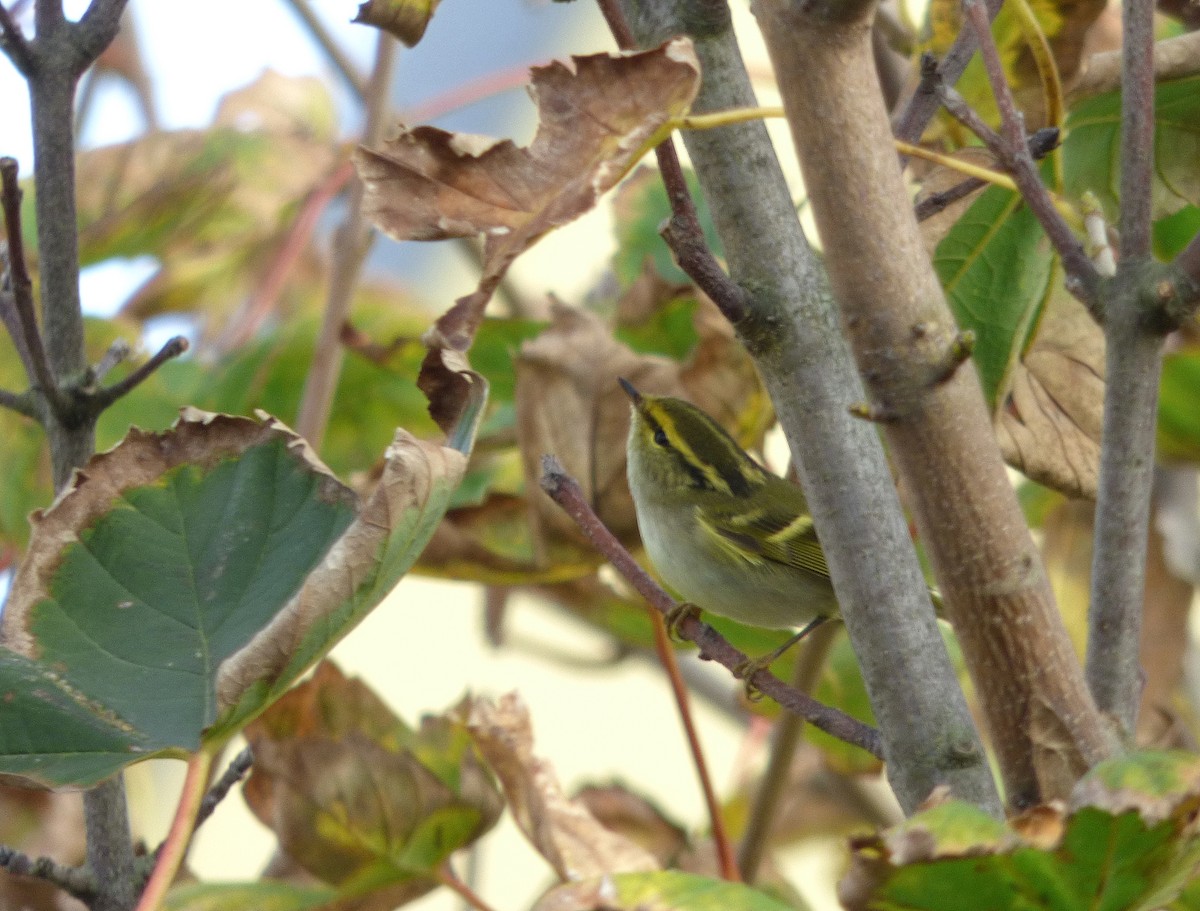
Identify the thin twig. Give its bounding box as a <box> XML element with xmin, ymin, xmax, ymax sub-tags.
<box><xmin>936</xmin><ymin>47</ymin><xmax>1102</xmax><ymax>312</ymax></box>
<box><xmin>295</xmin><ymin>31</ymin><xmax>396</xmax><ymax>447</ymax></box>
<box><xmin>73</xmin><ymin>0</ymin><xmax>131</xmax><ymax>73</ymax></box>
<box><xmin>539</xmin><ymin>456</ymin><xmax>883</xmax><ymax>759</ymax></box>
<box><xmin>282</xmin><ymin>0</ymin><xmax>367</xmax><ymax>101</ymax></box>
<box><xmin>86</xmin><ymin>338</ymin><xmax>131</xmax><ymax>385</ymax></box>
<box><xmin>436</xmin><ymin>863</ymin><xmax>500</xmax><ymax>911</ymax></box>
<box><xmin>646</xmin><ymin>608</ymin><xmax>740</xmax><ymax>881</ymax></box>
<box><xmin>914</xmin><ymin>127</ymin><xmax>1060</xmax><ymax>222</ymax></box>
<box><xmin>0</xmin><ymin>1</ymin><xmax>34</xmax><ymax>74</ymax></box>
<box><xmin>1085</xmin><ymin>0</ymin><xmax>1163</xmax><ymax>733</ymax></box>
<box><xmin>891</xmin><ymin>0</ymin><xmax>1004</xmax><ymax>145</ymax></box>
<box><xmin>1068</xmin><ymin>31</ymin><xmax>1200</xmax><ymax>105</ymax></box>
<box><xmin>1116</xmin><ymin>0</ymin><xmax>1155</xmax><ymax>260</ymax></box>
<box><xmin>1177</xmin><ymin>232</ymin><xmax>1200</xmax><ymax>285</ymax></box>
<box><xmin>596</xmin><ymin>0</ymin><xmax>748</xmax><ymax>324</ymax></box>
<box><xmin>0</xmin><ymin>386</ymin><xmax>36</xmax><ymax>418</ymax></box>
<box><xmin>0</xmin><ymin>844</ymin><xmax>96</xmax><ymax>901</ymax></box>
<box><xmin>90</xmin><ymin>336</ymin><xmax>189</xmax><ymax>410</ymax></box>
<box><xmin>0</xmin><ymin>157</ymin><xmax>61</xmax><ymax>402</ymax></box>
<box><xmin>737</xmin><ymin>621</ymin><xmax>838</xmax><ymax>884</ymax></box>
<box><xmin>193</xmin><ymin>746</ymin><xmax>253</xmax><ymax>833</ymax></box>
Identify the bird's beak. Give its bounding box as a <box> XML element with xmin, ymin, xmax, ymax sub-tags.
<box><xmin>617</xmin><ymin>377</ymin><xmax>643</xmax><ymax>406</ymax></box>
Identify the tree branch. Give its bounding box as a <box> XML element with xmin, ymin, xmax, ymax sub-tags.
<box><xmin>0</xmin><ymin>2</ymin><xmax>34</xmax><ymax>74</ymax></box>
<box><xmin>90</xmin><ymin>336</ymin><xmax>189</xmax><ymax>410</ymax></box>
<box><xmin>615</xmin><ymin>0</ymin><xmax>999</xmax><ymax>816</ymax></box>
<box><xmin>281</xmin><ymin>0</ymin><xmax>367</xmax><ymax>101</ymax></box>
<box><xmin>0</xmin><ymin>844</ymin><xmax>96</xmax><ymax>902</ymax></box>
<box><xmin>891</xmin><ymin>0</ymin><xmax>1003</xmax><ymax>144</ymax></box>
<box><xmin>1085</xmin><ymin>0</ymin><xmax>1166</xmax><ymax>732</ymax></box>
<box><xmin>957</xmin><ymin>0</ymin><xmax>1103</xmax><ymax>311</ymax></box>
<box><xmin>754</xmin><ymin>0</ymin><xmax>1115</xmax><ymax>806</ymax></box>
<box><xmin>193</xmin><ymin>747</ymin><xmax>253</xmax><ymax>834</ymax></box>
<box><xmin>295</xmin><ymin>31</ymin><xmax>395</xmax><ymax>447</ymax></box>
<box><xmin>73</xmin><ymin>0</ymin><xmax>131</xmax><ymax>73</ymax></box>
<box><xmin>1</xmin><ymin>158</ymin><xmax>62</xmax><ymax>406</ymax></box>
<box><xmin>1068</xmin><ymin>31</ymin><xmax>1200</xmax><ymax>105</ymax></box>
<box><xmin>540</xmin><ymin>456</ymin><xmax>883</xmax><ymax>759</ymax></box>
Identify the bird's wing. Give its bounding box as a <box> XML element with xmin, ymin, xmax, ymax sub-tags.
<box><xmin>696</xmin><ymin>503</ymin><xmax>830</xmax><ymax>579</ymax></box>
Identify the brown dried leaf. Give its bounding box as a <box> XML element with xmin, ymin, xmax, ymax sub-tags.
<box><xmin>458</xmin><ymin>693</ymin><xmax>659</xmax><ymax>881</ymax></box>
<box><xmin>574</xmin><ymin>784</ymin><xmax>689</xmax><ymax>868</ymax></box>
<box><xmin>244</xmin><ymin>663</ymin><xmax>501</xmax><ymax>897</ymax></box>
<box><xmin>355</xmin><ymin>40</ymin><xmax>699</xmax><ymax>418</ymax></box>
<box><xmin>353</xmin><ymin>0</ymin><xmax>442</xmax><ymax>47</ymax></box>
<box><xmin>516</xmin><ymin>304</ymin><xmax>682</xmax><ymax>552</ymax></box>
<box><xmin>214</xmin><ymin>426</ymin><xmax>467</xmax><ymax>711</ymax></box>
<box><xmin>996</xmin><ymin>286</ymin><xmax>1104</xmax><ymax>499</ymax></box>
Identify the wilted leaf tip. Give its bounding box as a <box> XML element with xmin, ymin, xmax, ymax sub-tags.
<box><xmin>353</xmin><ymin>0</ymin><xmax>443</xmax><ymax>47</ymax></box>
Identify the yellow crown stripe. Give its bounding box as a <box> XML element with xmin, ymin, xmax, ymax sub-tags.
<box><xmin>646</xmin><ymin>400</ymin><xmax>741</xmax><ymax>495</ymax></box>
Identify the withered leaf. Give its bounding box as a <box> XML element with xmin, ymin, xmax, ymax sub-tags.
<box><xmin>244</xmin><ymin>663</ymin><xmax>502</xmax><ymax>894</ymax></box>
<box><xmin>516</xmin><ymin>304</ymin><xmax>681</xmax><ymax>552</ymax></box>
<box><xmin>214</xmin><ymin>424</ymin><xmax>469</xmax><ymax>719</ymax></box>
<box><xmin>996</xmin><ymin>286</ymin><xmax>1104</xmax><ymax>499</ymax></box>
<box><xmin>458</xmin><ymin>693</ymin><xmax>659</xmax><ymax>881</ymax></box>
<box><xmin>354</xmin><ymin>39</ymin><xmax>700</xmax><ymax>420</ymax></box>
<box><xmin>353</xmin><ymin>0</ymin><xmax>442</xmax><ymax>47</ymax></box>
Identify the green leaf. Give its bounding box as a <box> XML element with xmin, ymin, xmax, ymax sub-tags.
<box><xmin>611</xmin><ymin>166</ymin><xmax>723</xmax><ymax>289</ymax></box>
<box><xmin>0</xmin><ymin>405</ymin><xmax>477</xmax><ymax>787</ymax></box>
<box><xmin>934</xmin><ymin>184</ymin><xmax>1056</xmax><ymax>408</ymax></box>
<box><xmin>1158</xmin><ymin>351</ymin><xmax>1200</xmax><ymax>463</ymax></box>
<box><xmin>1063</xmin><ymin>77</ymin><xmax>1200</xmax><ymax>223</ymax></box>
<box><xmin>843</xmin><ymin>752</ymin><xmax>1200</xmax><ymax>911</ymax></box>
<box><xmin>164</xmin><ymin>881</ymin><xmax>339</xmax><ymax>911</ymax></box>
<box><xmin>537</xmin><ymin>870</ymin><xmax>796</xmax><ymax>911</ymax></box>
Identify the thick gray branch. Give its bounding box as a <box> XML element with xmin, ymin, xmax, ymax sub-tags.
<box><xmin>619</xmin><ymin>0</ymin><xmax>1000</xmax><ymax>816</ymax></box>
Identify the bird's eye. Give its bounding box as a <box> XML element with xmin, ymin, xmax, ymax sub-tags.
<box><xmin>653</xmin><ymin>428</ymin><xmax>669</xmax><ymax>447</ymax></box>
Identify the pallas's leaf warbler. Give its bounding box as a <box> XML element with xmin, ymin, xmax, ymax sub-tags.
<box><xmin>620</xmin><ymin>378</ymin><xmax>836</xmax><ymax>655</ymax></box>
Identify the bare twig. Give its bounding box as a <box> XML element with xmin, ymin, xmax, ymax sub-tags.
<box><xmin>436</xmin><ymin>864</ymin><xmax>501</xmax><ymax>911</ymax></box>
<box><xmin>539</xmin><ymin>456</ymin><xmax>883</xmax><ymax>759</ymax></box>
<box><xmin>1177</xmin><ymin>233</ymin><xmax>1200</xmax><ymax>285</ymax></box>
<box><xmin>0</xmin><ymin>158</ymin><xmax>61</xmax><ymax>403</ymax></box>
<box><xmin>73</xmin><ymin>0</ymin><xmax>131</xmax><ymax>71</ymax></box>
<box><xmin>281</xmin><ymin>0</ymin><xmax>367</xmax><ymax>101</ymax></box>
<box><xmin>0</xmin><ymin>386</ymin><xmax>36</xmax><ymax>417</ymax></box>
<box><xmin>1085</xmin><ymin>0</ymin><xmax>1164</xmax><ymax>733</ymax></box>
<box><xmin>737</xmin><ymin>621</ymin><xmax>838</xmax><ymax>884</ymax></box>
<box><xmin>646</xmin><ymin>608</ymin><xmax>740</xmax><ymax>881</ymax></box>
<box><xmin>0</xmin><ymin>2</ymin><xmax>34</xmax><ymax>74</ymax></box>
<box><xmin>194</xmin><ymin>747</ymin><xmax>253</xmax><ymax>833</ymax></box>
<box><xmin>295</xmin><ymin>32</ymin><xmax>396</xmax><ymax>447</ymax></box>
<box><xmin>85</xmin><ymin>338</ymin><xmax>131</xmax><ymax>385</ymax></box>
<box><xmin>1116</xmin><ymin>0</ymin><xmax>1154</xmax><ymax>261</ymax></box>
<box><xmin>891</xmin><ymin>0</ymin><xmax>1003</xmax><ymax>144</ymax></box>
<box><xmin>936</xmin><ymin>26</ymin><xmax>1102</xmax><ymax>312</ymax></box>
<box><xmin>596</xmin><ymin>0</ymin><xmax>747</xmax><ymax>324</ymax></box>
<box><xmin>914</xmin><ymin>127</ymin><xmax>1059</xmax><ymax>222</ymax></box>
<box><xmin>1068</xmin><ymin>31</ymin><xmax>1200</xmax><ymax>104</ymax></box>
<box><xmin>90</xmin><ymin>336</ymin><xmax>189</xmax><ymax>410</ymax></box>
<box><xmin>0</xmin><ymin>844</ymin><xmax>96</xmax><ymax>902</ymax></box>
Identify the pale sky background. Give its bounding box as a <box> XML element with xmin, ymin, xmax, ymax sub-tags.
<box><xmin>0</xmin><ymin>2</ymin><xmax>851</xmax><ymax>909</ymax></box>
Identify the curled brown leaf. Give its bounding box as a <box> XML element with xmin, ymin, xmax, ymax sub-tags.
<box><xmin>996</xmin><ymin>288</ymin><xmax>1105</xmax><ymax>499</ymax></box>
<box><xmin>458</xmin><ymin>693</ymin><xmax>659</xmax><ymax>881</ymax></box>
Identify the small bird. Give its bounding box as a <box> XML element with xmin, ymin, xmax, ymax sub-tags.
<box><xmin>619</xmin><ymin>378</ymin><xmax>836</xmax><ymax>669</ymax></box>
